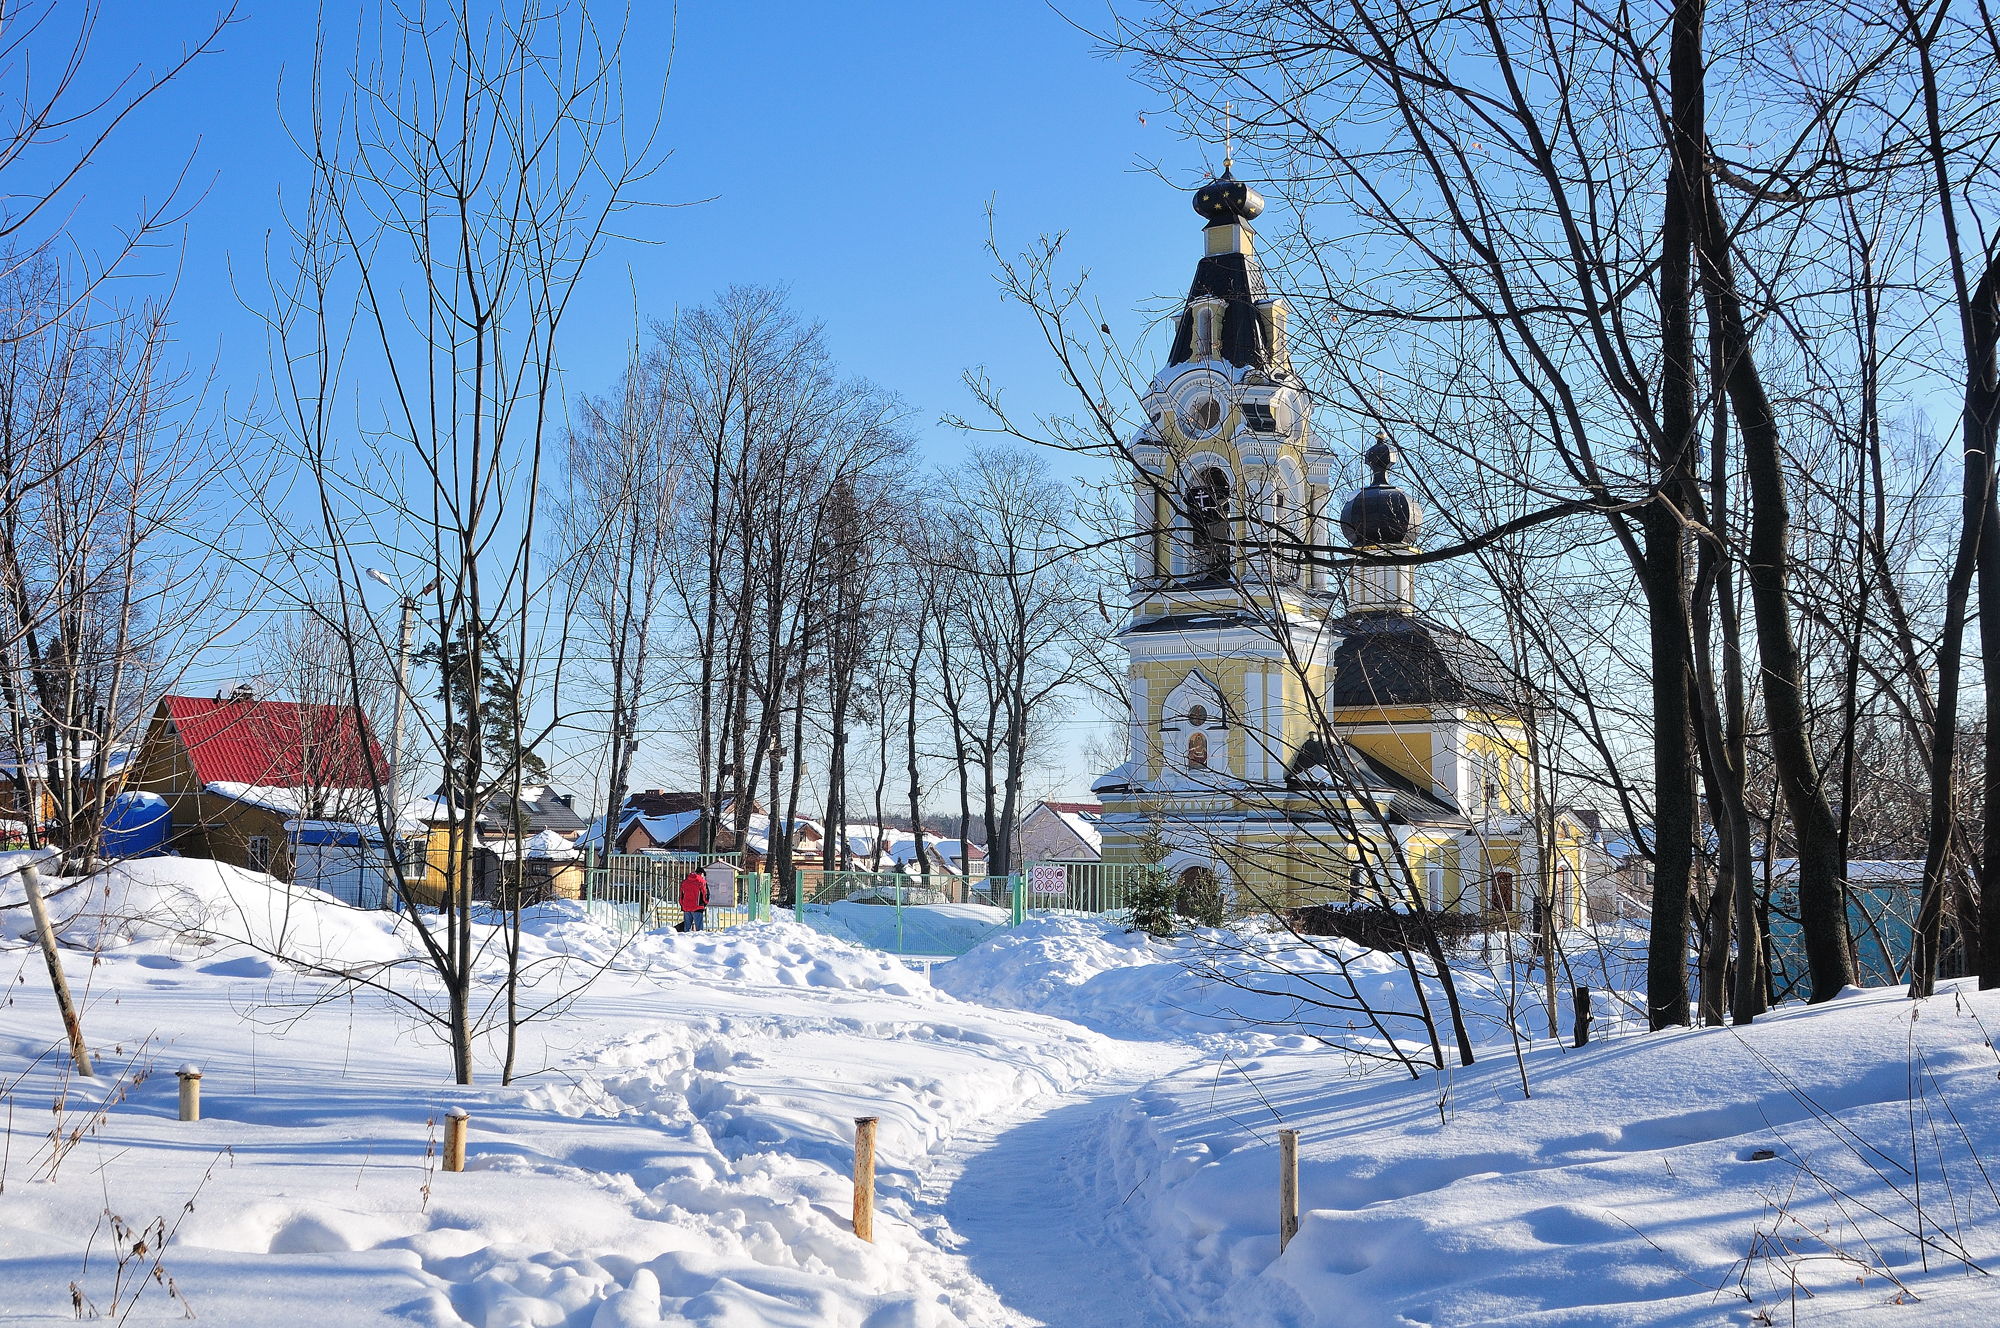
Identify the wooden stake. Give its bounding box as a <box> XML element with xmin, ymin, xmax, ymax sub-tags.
<box><xmin>20</xmin><ymin>862</ymin><xmax>91</xmax><ymax>1077</ymax></box>
<box><xmin>177</xmin><ymin>1065</ymin><xmax>202</xmax><ymax>1121</ymax></box>
<box><xmin>443</xmin><ymin>1106</ymin><xmax>468</xmax><ymax>1172</ymax></box>
<box><xmin>1279</xmin><ymin>1128</ymin><xmax>1300</xmax><ymax>1252</ymax></box>
<box><xmin>853</xmin><ymin>1116</ymin><xmax>878</xmax><ymax>1242</ymax></box>
<box><xmin>1573</xmin><ymin>984</ymin><xmax>1593</xmax><ymax>1048</ymax></box>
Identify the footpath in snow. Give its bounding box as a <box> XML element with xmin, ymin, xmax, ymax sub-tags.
<box><xmin>6</xmin><ymin>855</ymin><xmax>2000</xmax><ymax>1326</ymax></box>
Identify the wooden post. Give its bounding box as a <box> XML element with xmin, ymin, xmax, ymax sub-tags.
<box><xmin>443</xmin><ymin>1106</ymin><xmax>468</xmax><ymax>1172</ymax></box>
<box><xmin>1573</xmin><ymin>984</ymin><xmax>1592</xmax><ymax>1048</ymax></box>
<box><xmin>20</xmin><ymin>862</ymin><xmax>92</xmax><ymax>1077</ymax></box>
<box><xmin>1279</xmin><ymin>1128</ymin><xmax>1300</xmax><ymax>1253</ymax></box>
<box><xmin>176</xmin><ymin>1065</ymin><xmax>202</xmax><ymax>1121</ymax></box>
<box><xmin>853</xmin><ymin>1116</ymin><xmax>878</xmax><ymax>1242</ymax></box>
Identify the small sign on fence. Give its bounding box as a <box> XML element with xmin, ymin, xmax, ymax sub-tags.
<box><xmin>1030</xmin><ymin>864</ymin><xmax>1068</xmax><ymax>897</ymax></box>
<box><xmin>707</xmin><ymin>862</ymin><xmax>737</xmax><ymax>908</ymax></box>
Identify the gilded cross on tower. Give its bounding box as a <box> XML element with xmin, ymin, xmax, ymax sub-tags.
<box><xmin>1224</xmin><ymin>101</ymin><xmax>1235</xmax><ymax>170</ymax></box>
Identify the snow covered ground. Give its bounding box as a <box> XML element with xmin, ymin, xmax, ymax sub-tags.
<box><xmin>6</xmin><ymin>860</ymin><xmax>2000</xmax><ymax>1326</ymax></box>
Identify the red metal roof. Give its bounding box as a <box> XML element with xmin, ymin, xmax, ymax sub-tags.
<box><xmin>159</xmin><ymin>695</ymin><xmax>385</xmax><ymax>790</ymax></box>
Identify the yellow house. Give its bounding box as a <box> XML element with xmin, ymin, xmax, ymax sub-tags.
<box><xmin>1093</xmin><ymin>167</ymin><xmax>1589</xmax><ymax>927</ymax></box>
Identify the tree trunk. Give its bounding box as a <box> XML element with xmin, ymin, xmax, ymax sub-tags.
<box><xmin>1697</xmin><ymin>173</ymin><xmax>1855</xmax><ymax>1001</ymax></box>
<box><xmin>1644</xmin><ymin>0</ymin><xmax>1706</xmax><ymax>1030</ymax></box>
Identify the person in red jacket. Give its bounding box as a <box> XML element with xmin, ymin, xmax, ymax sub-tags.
<box><xmin>677</xmin><ymin>867</ymin><xmax>709</xmax><ymax>932</ymax></box>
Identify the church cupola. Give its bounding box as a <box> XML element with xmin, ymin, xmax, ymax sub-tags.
<box><xmin>1341</xmin><ymin>434</ymin><xmax>1422</xmax><ymax>611</ymax></box>
<box><xmin>1169</xmin><ymin>165</ymin><xmax>1290</xmax><ymax>376</ymax></box>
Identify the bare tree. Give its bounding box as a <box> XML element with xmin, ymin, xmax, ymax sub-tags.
<box><xmin>263</xmin><ymin>0</ymin><xmax>653</xmax><ymax>1084</ymax></box>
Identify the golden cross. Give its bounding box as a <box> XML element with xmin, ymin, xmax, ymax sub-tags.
<box><xmin>1224</xmin><ymin>102</ymin><xmax>1235</xmax><ymax>170</ymax></box>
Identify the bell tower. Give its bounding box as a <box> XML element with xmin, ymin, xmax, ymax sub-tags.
<box><xmin>1098</xmin><ymin>163</ymin><xmax>1333</xmax><ymax>800</ymax></box>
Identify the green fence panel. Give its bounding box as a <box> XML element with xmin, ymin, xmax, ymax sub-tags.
<box><xmin>792</xmin><ymin>869</ymin><xmax>1013</xmax><ymax>958</ymax></box>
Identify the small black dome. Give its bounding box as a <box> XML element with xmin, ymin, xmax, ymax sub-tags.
<box><xmin>1339</xmin><ymin>436</ymin><xmax>1422</xmax><ymax>545</ymax></box>
<box><xmin>1194</xmin><ymin>167</ymin><xmax>1265</xmax><ymax>225</ymax></box>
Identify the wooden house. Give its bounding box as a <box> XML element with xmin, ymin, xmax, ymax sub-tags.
<box><xmin>129</xmin><ymin>690</ymin><xmax>393</xmax><ymax>887</ymax></box>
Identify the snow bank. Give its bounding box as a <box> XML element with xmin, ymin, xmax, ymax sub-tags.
<box><xmin>1</xmin><ymin>857</ymin><xmax>1126</xmax><ymax>1328</ymax></box>
<box><xmin>1101</xmin><ymin>979</ymin><xmax>2000</xmax><ymax>1325</ymax></box>
<box><xmin>2</xmin><ymin>854</ymin><xmax>411</xmax><ymax>964</ymax></box>
<box><xmin>939</xmin><ymin>912</ymin><xmax>1649</xmax><ymax>1055</ymax></box>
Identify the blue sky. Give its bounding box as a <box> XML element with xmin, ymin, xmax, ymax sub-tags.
<box><xmin>68</xmin><ymin>1</ymin><xmax>1239</xmax><ymax>803</ymax></box>
<box><xmin>84</xmin><ymin>1</ymin><xmax>1224</xmax><ymax>449</ymax></box>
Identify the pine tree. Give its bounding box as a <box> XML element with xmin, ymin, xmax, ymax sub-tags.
<box><xmin>1127</xmin><ymin>816</ymin><xmax>1178</xmax><ymax>938</ymax></box>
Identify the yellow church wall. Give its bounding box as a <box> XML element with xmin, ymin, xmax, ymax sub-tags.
<box><xmin>1345</xmin><ymin>730</ymin><xmax>1434</xmax><ymax>789</ymax></box>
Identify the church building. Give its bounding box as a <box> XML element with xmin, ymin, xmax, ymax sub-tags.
<box><xmin>1092</xmin><ymin>164</ymin><xmax>1591</xmax><ymax>925</ymax></box>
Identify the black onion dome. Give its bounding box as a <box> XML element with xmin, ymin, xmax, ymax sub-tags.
<box><xmin>1340</xmin><ymin>436</ymin><xmax>1423</xmax><ymax>545</ymax></box>
<box><xmin>1193</xmin><ymin>167</ymin><xmax>1265</xmax><ymax>225</ymax></box>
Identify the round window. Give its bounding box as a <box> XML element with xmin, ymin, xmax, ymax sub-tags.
<box><xmin>1182</xmin><ymin>397</ymin><xmax>1222</xmax><ymax>436</ymax></box>
<box><xmin>1187</xmin><ymin>704</ymin><xmax>1209</xmax><ymax>726</ymax></box>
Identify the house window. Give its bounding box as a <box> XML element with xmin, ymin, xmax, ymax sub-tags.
<box><xmin>1187</xmin><ymin>732</ymin><xmax>1209</xmax><ymax>769</ymax></box>
<box><xmin>1490</xmin><ymin>869</ymin><xmax>1514</xmax><ymax>913</ymax></box>
<box><xmin>247</xmin><ymin>836</ymin><xmax>272</xmax><ymax>873</ymax></box>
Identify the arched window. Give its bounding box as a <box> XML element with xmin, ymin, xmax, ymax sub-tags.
<box><xmin>1268</xmin><ymin>483</ymin><xmax>1301</xmax><ymax>583</ymax></box>
<box><xmin>1195</xmin><ymin>308</ymin><xmax>1214</xmax><ymax>356</ymax></box>
<box><xmin>1185</xmin><ymin>467</ymin><xmax>1232</xmax><ymax>579</ymax></box>
<box><xmin>1187</xmin><ymin>731</ymin><xmax>1209</xmax><ymax>769</ymax></box>
<box><xmin>1490</xmin><ymin>869</ymin><xmax>1515</xmax><ymax>913</ymax></box>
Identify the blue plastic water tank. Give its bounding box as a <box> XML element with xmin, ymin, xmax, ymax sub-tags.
<box><xmin>103</xmin><ymin>791</ymin><xmax>170</xmax><ymax>859</ymax></box>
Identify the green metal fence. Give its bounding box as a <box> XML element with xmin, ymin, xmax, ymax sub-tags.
<box><xmin>582</xmin><ymin>852</ymin><xmax>771</xmax><ymax>936</ymax></box>
<box><xmin>795</xmin><ymin>870</ymin><xmax>1023</xmax><ymax>957</ymax></box>
<box><xmin>576</xmin><ymin>852</ymin><xmax>1146</xmax><ymax>956</ymax></box>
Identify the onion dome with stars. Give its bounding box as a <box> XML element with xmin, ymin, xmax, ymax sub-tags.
<box><xmin>1340</xmin><ymin>434</ymin><xmax>1423</xmax><ymax>547</ymax></box>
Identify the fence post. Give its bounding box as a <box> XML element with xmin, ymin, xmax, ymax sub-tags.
<box><xmin>21</xmin><ymin>862</ymin><xmax>91</xmax><ymax>1077</ymax></box>
<box><xmin>1279</xmin><ymin>1128</ymin><xmax>1301</xmax><ymax>1252</ymax></box>
<box><xmin>853</xmin><ymin>1116</ymin><xmax>879</xmax><ymax>1242</ymax></box>
<box><xmin>443</xmin><ymin>1106</ymin><xmax>469</xmax><ymax>1172</ymax></box>
<box><xmin>1010</xmin><ymin>873</ymin><xmax>1025</xmax><ymax>926</ymax></box>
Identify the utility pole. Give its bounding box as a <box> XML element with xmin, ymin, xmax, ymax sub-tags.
<box><xmin>389</xmin><ymin>592</ymin><xmax>418</xmax><ymax>811</ymax></box>
<box><xmin>369</xmin><ymin>569</ymin><xmax>438</xmax><ymax>903</ymax></box>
